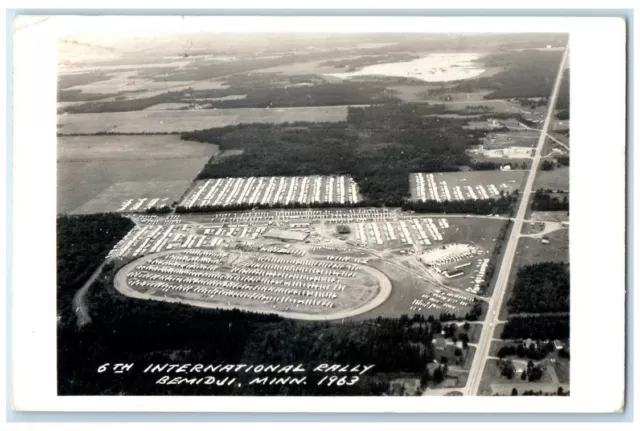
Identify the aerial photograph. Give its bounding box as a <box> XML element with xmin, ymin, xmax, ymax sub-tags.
<box><xmin>56</xmin><ymin>30</ymin><xmax>570</xmax><ymax>396</ymax></box>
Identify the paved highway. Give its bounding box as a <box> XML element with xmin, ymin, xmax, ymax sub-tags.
<box><xmin>463</xmin><ymin>45</ymin><xmax>570</xmax><ymax>396</ymax></box>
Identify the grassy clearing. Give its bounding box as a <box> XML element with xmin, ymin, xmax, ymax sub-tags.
<box><xmin>555</xmin><ymin>358</ymin><xmax>570</xmax><ymax>384</ymax></box>
<box><xmin>533</xmin><ymin>166</ymin><xmax>569</xmax><ymax>192</ymax></box>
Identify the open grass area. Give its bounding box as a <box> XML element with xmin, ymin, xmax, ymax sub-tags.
<box><xmin>57</xmin><ymin>106</ymin><xmax>351</xmax><ymax>134</ymax></box>
<box><xmin>533</xmin><ymin>166</ymin><xmax>569</xmax><ymax>192</ymax></box>
<box><xmin>57</xmin><ymin>135</ymin><xmax>217</xmax><ymax>213</ymax></box>
<box><xmin>555</xmin><ymin>357</ymin><xmax>570</xmax><ymax>384</ymax></box>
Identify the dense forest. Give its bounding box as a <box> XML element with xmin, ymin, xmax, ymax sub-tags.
<box><xmin>56</xmin><ymin>214</ymin><xmax>134</xmax><ymax>291</ymax></box>
<box><xmin>501</xmin><ymin>315</ymin><xmax>570</xmax><ymax>340</ymax></box>
<box><xmin>454</xmin><ymin>50</ymin><xmax>567</xmax><ymax>100</ymax></box>
<box><xmin>182</xmin><ymin>104</ymin><xmax>508</xmax><ymax>205</ymax></box>
<box><xmin>530</xmin><ymin>189</ymin><xmax>569</xmax><ymax>211</ymax></box>
<box><xmin>56</xmin><ymin>214</ymin><xmax>134</xmax><ymax>331</ymax></box>
<box><xmin>58</xmin><ymin>261</ymin><xmax>451</xmax><ymax>395</ymax></box>
<box><xmin>507</xmin><ymin>262</ymin><xmax>570</xmax><ymax>314</ymax></box>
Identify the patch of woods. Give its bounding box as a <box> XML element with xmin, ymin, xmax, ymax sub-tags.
<box><xmin>182</xmin><ymin>104</ymin><xmax>521</xmax><ymax>208</ymax></box>
<box><xmin>497</xmin><ymin>340</ymin><xmax>566</xmax><ymax>361</ymax></box>
<box><xmin>497</xmin><ymin>358</ymin><xmax>545</xmax><ymax>382</ymax></box>
<box><xmin>531</xmin><ymin>189</ymin><xmax>569</xmax><ymax>211</ymax></box>
<box><xmin>56</xmin><ymin>214</ymin><xmax>134</xmax><ymax>292</ymax></box>
<box><xmin>477</xmin><ymin>220</ymin><xmax>513</xmax><ymax>294</ymax></box>
<box><xmin>556</xmin><ymin>155</ymin><xmax>569</xmax><ymax>166</ymax></box>
<box><xmin>501</xmin><ymin>315</ymin><xmax>570</xmax><ymax>340</ymax></box>
<box><xmin>453</xmin><ymin>50</ymin><xmax>568</xmax><ymax>100</ymax></box>
<box><xmin>439</xmin><ymin>298</ymin><xmax>484</xmax><ymax>322</ymax></box>
<box><xmin>56</xmin><ymin>213</ymin><xmax>133</xmax><ymax>330</ymax></box>
<box><xmin>507</xmin><ymin>262</ymin><xmax>570</xmax><ymax>314</ymax></box>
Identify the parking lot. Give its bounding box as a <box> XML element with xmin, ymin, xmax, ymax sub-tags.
<box><xmin>409</xmin><ymin>289</ymin><xmax>474</xmax><ymax>313</ymax></box>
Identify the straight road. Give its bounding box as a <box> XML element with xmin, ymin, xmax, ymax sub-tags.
<box><xmin>463</xmin><ymin>45</ymin><xmax>570</xmax><ymax>396</ymax></box>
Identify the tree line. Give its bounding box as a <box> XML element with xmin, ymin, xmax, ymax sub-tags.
<box><xmin>501</xmin><ymin>315</ymin><xmax>569</xmax><ymax>340</ymax></box>
<box><xmin>477</xmin><ymin>220</ymin><xmax>513</xmax><ymax>294</ymax></box>
<box><xmin>402</xmin><ymin>194</ymin><xmax>518</xmax><ymax>216</ymax></box>
<box><xmin>531</xmin><ymin>189</ymin><xmax>569</xmax><ymax>211</ymax></box>
<box><xmin>181</xmin><ymin>104</ymin><xmax>525</xmax><ymax>206</ymax></box>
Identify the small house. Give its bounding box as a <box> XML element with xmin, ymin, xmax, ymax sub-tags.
<box><xmin>553</xmin><ymin>340</ymin><xmax>564</xmax><ymax>350</ymax></box>
<box><xmin>432</xmin><ymin>337</ymin><xmax>447</xmax><ymax>351</ymax></box>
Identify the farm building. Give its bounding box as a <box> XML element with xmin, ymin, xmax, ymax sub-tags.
<box><xmin>263</xmin><ymin>228</ymin><xmax>309</xmax><ymax>242</ymax></box>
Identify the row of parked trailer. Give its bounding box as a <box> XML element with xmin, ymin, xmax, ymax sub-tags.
<box><xmin>411</xmin><ymin>173</ymin><xmax>508</xmax><ymax>202</ymax></box>
<box><xmin>125</xmin><ymin>251</ymin><xmax>362</xmax><ymax>309</ymax></box>
<box><xmin>421</xmin><ymin>244</ymin><xmax>479</xmax><ymax>268</ymax></box>
<box><xmin>106</xmin><ymin>223</ymin><xmax>274</xmax><ymax>258</ymax></box>
<box><xmin>137</xmin><ymin>215</ymin><xmax>182</xmax><ymax>225</ymax></box>
<box><xmin>352</xmin><ymin>218</ymin><xmax>447</xmax><ymax>246</ymax></box>
<box><xmin>409</xmin><ymin>289</ymin><xmax>473</xmax><ymax>312</ymax></box>
<box><xmin>256</xmin><ymin>255</ymin><xmax>358</xmax><ymax>271</ymax></box>
<box><xmin>466</xmin><ymin>258</ymin><xmax>491</xmax><ymax>294</ymax></box>
<box><xmin>204</xmin><ymin>208</ymin><xmax>393</xmax><ymax>224</ymax></box>
<box><xmin>128</xmin><ymin>273</ymin><xmax>338</xmax><ymax>308</ymax></box>
<box><xmin>180</xmin><ymin>175</ymin><xmax>361</xmax><ymax>209</ymax></box>
<box><xmin>117</xmin><ymin>197</ymin><xmax>170</xmax><ymax>213</ymax></box>
<box><xmin>240</xmin><ymin>261</ymin><xmax>357</xmax><ymax>279</ymax></box>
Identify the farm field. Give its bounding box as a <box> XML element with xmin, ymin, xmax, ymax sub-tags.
<box><xmin>57</xmin><ymin>135</ymin><xmax>217</xmax><ymax>213</ymax></box>
<box><xmin>180</xmin><ymin>175</ymin><xmax>361</xmax><ymax>209</ymax></box>
<box><xmin>57</xmin><ymin>105</ymin><xmax>352</xmax><ymax>134</ymax></box>
<box><xmin>115</xmin><ymin>247</ymin><xmax>390</xmax><ymax>320</ymax></box>
<box><xmin>409</xmin><ymin>171</ymin><xmax>526</xmax><ymax>202</ymax></box>
<box><xmin>533</xmin><ymin>166</ymin><xmax>570</xmax><ymax>192</ymax></box>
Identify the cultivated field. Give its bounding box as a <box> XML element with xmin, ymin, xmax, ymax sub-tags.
<box><xmin>180</xmin><ymin>175</ymin><xmax>361</xmax><ymax>209</ymax></box>
<box><xmin>115</xmin><ymin>248</ymin><xmax>391</xmax><ymax>320</ymax></box>
<box><xmin>57</xmin><ymin>106</ymin><xmax>351</xmax><ymax>134</ymax></box>
<box><xmin>57</xmin><ymin>135</ymin><xmax>217</xmax><ymax>213</ymax></box>
<box><xmin>409</xmin><ymin>171</ymin><xmax>526</xmax><ymax>202</ymax></box>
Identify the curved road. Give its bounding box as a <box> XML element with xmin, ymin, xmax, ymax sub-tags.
<box><xmin>113</xmin><ymin>250</ymin><xmax>392</xmax><ymax>321</ymax></box>
<box><xmin>463</xmin><ymin>45</ymin><xmax>570</xmax><ymax>396</ymax></box>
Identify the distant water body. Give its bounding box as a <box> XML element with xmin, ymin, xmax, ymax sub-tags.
<box><xmin>326</xmin><ymin>53</ymin><xmax>485</xmax><ymax>82</ymax></box>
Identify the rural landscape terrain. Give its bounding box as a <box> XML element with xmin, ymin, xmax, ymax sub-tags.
<box><xmin>57</xmin><ymin>32</ymin><xmax>570</xmax><ymax>396</ymax></box>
